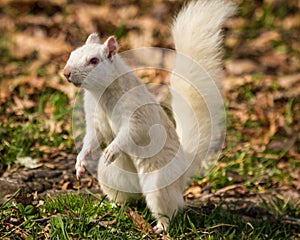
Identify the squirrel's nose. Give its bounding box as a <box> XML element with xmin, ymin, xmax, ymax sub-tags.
<box><xmin>63</xmin><ymin>68</ymin><xmax>71</xmax><ymax>80</ymax></box>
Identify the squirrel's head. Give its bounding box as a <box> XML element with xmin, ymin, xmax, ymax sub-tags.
<box><xmin>63</xmin><ymin>33</ymin><xmax>119</xmax><ymax>88</ymax></box>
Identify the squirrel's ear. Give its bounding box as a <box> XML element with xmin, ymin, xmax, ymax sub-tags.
<box><xmin>103</xmin><ymin>36</ymin><xmax>119</xmax><ymax>59</ymax></box>
<box><xmin>85</xmin><ymin>33</ymin><xmax>100</xmax><ymax>44</ymax></box>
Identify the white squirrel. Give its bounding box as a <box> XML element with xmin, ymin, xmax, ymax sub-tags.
<box><xmin>63</xmin><ymin>0</ymin><xmax>236</xmax><ymax>234</ymax></box>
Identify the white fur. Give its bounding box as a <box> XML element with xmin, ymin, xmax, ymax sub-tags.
<box><xmin>63</xmin><ymin>0</ymin><xmax>236</xmax><ymax>234</ymax></box>
<box><xmin>171</xmin><ymin>0</ymin><xmax>236</xmax><ymax>176</ymax></box>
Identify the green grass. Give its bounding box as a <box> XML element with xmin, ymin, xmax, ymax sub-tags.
<box><xmin>1</xmin><ymin>190</ymin><xmax>299</xmax><ymax>239</ymax></box>
<box><xmin>0</xmin><ymin>86</ymin><xmax>74</xmax><ymax>169</ymax></box>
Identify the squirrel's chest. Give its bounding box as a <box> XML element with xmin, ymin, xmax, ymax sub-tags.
<box><xmin>93</xmin><ymin>106</ymin><xmax>115</xmax><ymax>143</ymax></box>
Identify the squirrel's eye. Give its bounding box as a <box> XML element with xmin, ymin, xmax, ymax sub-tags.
<box><xmin>89</xmin><ymin>57</ymin><xmax>99</xmax><ymax>65</ymax></box>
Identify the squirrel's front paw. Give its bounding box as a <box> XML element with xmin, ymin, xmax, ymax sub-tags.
<box><xmin>103</xmin><ymin>142</ymin><xmax>120</xmax><ymax>165</ymax></box>
<box><xmin>75</xmin><ymin>151</ymin><xmax>90</xmax><ymax>178</ymax></box>
<box><xmin>75</xmin><ymin>160</ymin><xmax>86</xmax><ymax>179</ymax></box>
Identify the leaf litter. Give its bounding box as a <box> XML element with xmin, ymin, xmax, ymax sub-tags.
<box><xmin>0</xmin><ymin>0</ymin><xmax>299</xmax><ymax>236</ymax></box>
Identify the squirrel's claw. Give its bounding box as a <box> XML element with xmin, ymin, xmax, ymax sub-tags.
<box><xmin>103</xmin><ymin>142</ymin><xmax>120</xmax><ymax>165</ymax></box>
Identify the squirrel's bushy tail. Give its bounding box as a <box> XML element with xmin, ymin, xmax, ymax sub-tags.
<box><xmin>170</xmin><ymin>0</ymin><xmax>236</xmax><ymax>177</ymax></box>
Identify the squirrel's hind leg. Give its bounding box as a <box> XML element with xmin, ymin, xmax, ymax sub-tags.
<box><xmin>142</xmin><ymin>178</ymin><xmax>185</xmax><ymax>234</ymax></box>
<box><xmin>97</xmin><ymin>153</ymin><xmax>142</xmax><ymax>202</ymax></box>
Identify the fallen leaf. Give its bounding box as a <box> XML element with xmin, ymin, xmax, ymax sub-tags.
<box><xmin>10</xmin><ymin>33</ymin><xmax>71</xmax><ymax>60</ymax></box>
<box><xmin>248</xmin><ymin>30</ymin><xmax>281</xmax><ymax>52</ymax></box>
<box><xmin>259</xmin><ymin>52</ymin><xmax>287</xmax><ymax>70</ymax></box>
<box><xmin>125</xmin><ymin>206</ymin><xmax>154</xmax><ymax>234</ymax></box>
<box><xmin>87</xmin><ymin>178</ymin><xmax>94</xmax><ymax>188</ymax></box>
<box><xmin>184</xmin><ymin>185</ymin><xmax>202</xmax><ymax>199</ymax></box>
<box><xmin>282</xmin><ymin>15</ymin><xmax>300</xmax><ymax>29</ymax></box>
<box><xmin>0</xmin><ymin>76</ymin><xmax>47</xmax><ymax>102</ymax></box>
<box><xmin>225</xmin><ymin>59</ymin><xmax>260</xmax><ymax>76</ymax></box>
<box><xmin>16</xmin><ymin>157</ymin><xmax>41</xmax><ymax>169</ymax></box>
<box><xmin>47</xmin><ymin>75</ymin><xmax>77</xmax><ymax>100</ymax></box>
<box><xmin>12</xmin><ymin>95</ymin><xmax>35</xmax><ymax>114</ymax></box>
<box><xmin>0</xmin><ymin>0</ymin><xmax>67</xmax><ymax>7</ymax></box>
<box><xmin>99</xmin><ymin>219</ymin><xmax>117</xmax><ymax>228</ymax></box>
<box><xmin>61</xmin><ymin>181</ymin><xmax>70</xmax><ymax>190</ymax></box>
<box><xmin>72</xmin><ymin>3</ymin><xmax>118</xmax><ymax>34</ymax></box>
<box><xmin>268</xmin><ymin>136</ymin><xmax>297</xmax><ymax>152</ymax></box>
<box><xmin>278</xmin><ymin>74</ymin><xmax>300</xmax><ymax>89</ymax></box>
<box><xmin>43</xmin><ymin>163</ymin><xmax>56</xmax><ymax>169</ymax></box>
<box><xmin>221</xmin><ymin>75</ymin><xmax>253</xmax><ymax>92</ymax></box>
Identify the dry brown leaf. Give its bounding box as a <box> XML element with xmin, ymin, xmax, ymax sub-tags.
<box><xmin>12</xmin><ymin>95</ymin><xmax>35</xmax><ymax>110</ymax></box>
<box><xmin>231</xmin><ymin>109</ymin><xmax>249</xmax><ymax>124</ymax></box>
<box><xmin>125</xmin><ymin>206</ymin><xmax>154</xmax><ymax>234</ymax></box>
<box><xmin>292</xmin><ymin>180</ymin><xmax>300</xmax><ymax>190</ymax></box>
<box><xmin>248</xmin><ymin>30</ymin><xmax>281</xmax><ymax>52</ymax></box>
<box><xmin>278</xmin><ymin>74</ymin><xmax>300</xmax><ymax>89</ymax></box>
<box><xmin>268</xmin><ymin>136</ymin><xmax>297</xmax><ymax>152</ymax></box>
<box><xmin>10</xmin><ymin>33</ymin><xmax>71</xmax><ymax>60</ymax></box>
<box><xmin>282</xmin><ymin>15</ymin><xmax>300</xmax><ymax>29</ymax></box>
<box><xmin>0</xmin><ymin>0</ymin><xmax>67</xmax><ymax>7</ymax></box>
<box><xmin>224</xmin><ymin>17</ymin><xmax>245</xmax><ymax>29</ymax></box>
<box><xmin>39</xmin><ymin>146</ymin><xmax>60</xmax><ymax>155</ymax></box>
<box><xmin>61</xmin><ymin>181</ymin><xmax>70</xmax><ymax>190</ymax></box>
<box><xmin>46</xmin><ymin>75</ymin><xmax>77</xmax><ymax>100</ymax></box>
<box><xmin>184</xmin><ymin>185</ymin><xmax>202</xmax><ymax>199</ymax></box>
<box><xmin>222</xmin><ymin>75</ymin><xmax>253</xmax><ymax>92</ymax></box>
<box><xmin>72</xmin><ymin>4</ymin><xmax>118</xmax><ymax>34</ymax></box>
<box><xmin>16</xmin><ymin>15</ymin><xmax>54</xmax><ymax>27</ymax></box>
<box><xmin>259</xmin><ymin>52</ymin><xmax>287</xmax><ymax>70</ymax></box>
<box><xmin>254</xmin><ymin>92</ymin><xmax>274</xmax><ymax>123</ymax></box>
<box><xmin>0</xmin><ymin>76</ymin><xmax>46</xmax><ymax>101</ymax></box>
<box><xmin>0</xmin><ymin>15</ymin><xmax>15</xmax><ymax>32</ymax></box>
<box><xmin>87</xmin><ymin>178</ymin><xmax>94</xmax><ymax>188</ymax></box>
<box><xmin>44</xmin><ymin>103</ymin><xmax>56</xmax><ymax>117</ymax></box>
<box><xmin>99</xmin><ymin>219</ymin><xmax>117</xmax><ymax>228</ymax></box>
<box><xmin>225</xmin><ymin>59</ymin><xmax>260</xmax><ymax>76</ymax></box>
<box><xmin>43</xmin><ymin>163</ymin><xmax>56</xmax><ymax>169</ymax></box>
<box><xmin>118</xmin><ymin>5</ymin><xmax>139</xmax><ymax>20</ymax></box>
<box><xmin>253</xmin><ymin>92</ymin><xmax>281</xmax><ymax>144</ymax></box>
<box><xmin>127</xmin><ymin>17</ymin><xmax>167</xmax><ymax>48</ymax></box>
<box><xmin>78</xmin><ymin>3</ymin><xmax>138</xmax><ymax>33</ymax></box>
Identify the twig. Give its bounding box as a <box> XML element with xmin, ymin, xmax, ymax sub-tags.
<box><xmin>200</xmin><ymin>184</ymin><xmax>243</xmax><ymax>201</ymax></box>
<box><xmin>206</xmin><ymin>223</ymin><xmax>238</xmax><ymax>229</ymax></box>
<box><xmin>31</xmin><ymin>216</ymin><xmax>55</xmax><ymax>223</ymax></box>
<box><xmin>281</xmin><ymin>216</ymin><xmax>300</xmax><ymax>224</ymax></box>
